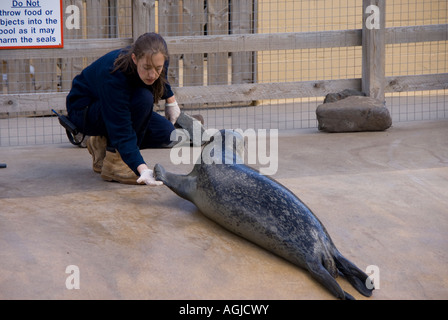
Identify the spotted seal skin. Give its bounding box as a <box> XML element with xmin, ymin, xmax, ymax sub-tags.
<box><xmin>154</xmin><ymin>130</ymin><xmax>373</xmax><ymax>300</ymax></box>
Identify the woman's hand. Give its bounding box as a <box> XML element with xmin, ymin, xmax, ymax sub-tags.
<box><xmin>137</xmin><ymin>164</ymin><xmax>163</xmax><ymax>186</ymax></box>
<box><xmin>165</xmin><ymin>97</ymin><xmax>181</xmax><ymax>124</ymax></box>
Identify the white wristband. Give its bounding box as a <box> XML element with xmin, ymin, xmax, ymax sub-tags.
<box><xmin>166</xmin><ymin>101</ymin><xmax>179</xmax><ymax>108</ymax></box>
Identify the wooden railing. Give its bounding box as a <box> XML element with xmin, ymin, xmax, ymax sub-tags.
<box><xmin>1</xmin><ymin>0</ymin><xmax>447</xmax><ymax>116</ymax></box>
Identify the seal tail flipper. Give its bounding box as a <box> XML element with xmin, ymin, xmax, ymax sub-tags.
<box><xmin>154</xmin><ymin>163</ymin><xmax>196</xmax><ymax>201</ymax></box>
<box><xmin>334</xmin><ymin>253</ymin><xmax>374</xmax><ymax>297</ymax></box>
<box><xmin>306</xmin><ymin>260</ymin><xmax>354</xmax><ymax>300</ymax></box>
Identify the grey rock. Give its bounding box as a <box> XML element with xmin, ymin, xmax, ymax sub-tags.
<box><xmin>316</xmin><ymin>95</ymin><xmax>392</xmax><ymax>133</ymax></box>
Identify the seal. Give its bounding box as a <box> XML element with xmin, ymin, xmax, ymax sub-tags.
<box><xmin>154</xmin><ymin>130</ymin><xmax>374</xmax><ymax>299</ymax></box>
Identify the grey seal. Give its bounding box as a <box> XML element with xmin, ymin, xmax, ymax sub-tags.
<box><xmin>154</xmin><ymin>130</ymin><xmax>374</xmax><ymax>299</ymax></box>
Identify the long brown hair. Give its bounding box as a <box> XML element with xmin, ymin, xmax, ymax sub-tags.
<box><xmin>113</xmin><ymin>32</ymin><xmax>169</xmax><ymax>104</ymax></box>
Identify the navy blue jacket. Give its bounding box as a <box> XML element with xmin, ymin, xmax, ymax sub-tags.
<box><xmin>66</xmin><ymin>48</ymin><xmax>174</xmax><ymax>174</ymax></box>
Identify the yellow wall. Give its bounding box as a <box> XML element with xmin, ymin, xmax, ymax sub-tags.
<box><xmin>256</xmin><ymin>0</ymin><xmax>447</xmax><ymax>86</ymax></box>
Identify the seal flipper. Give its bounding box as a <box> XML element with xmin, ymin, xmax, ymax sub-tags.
<box><xmin>306</xmin><ymin>259</ymin><xmax>354</xmax><ymax>300</ymax></box>
<box><xmin>154</xmin><ymin>163</ymin><xmax>197</xmax><ymax>202</ymax></box>
<box><xmin>334</xmin><ymin>253</ymin><xmax>374</xmax><ymax>297</ymax></box>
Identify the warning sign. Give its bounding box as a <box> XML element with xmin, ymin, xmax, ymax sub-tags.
<box><xmin>0</xmin><ymin>0</ymin><xmax>63</xmax><ymax>49</ymax></box>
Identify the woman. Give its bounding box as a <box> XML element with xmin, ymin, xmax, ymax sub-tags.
<box><xmin>66</xmin><ymin>33</ymin><xmax>180</xmax><ymax>186</ymax></box>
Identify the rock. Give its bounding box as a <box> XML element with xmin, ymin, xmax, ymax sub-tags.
<box><xmin>323</xmin><ymin>89</ymin><xmax>366</xmax><ymax>103</ymax></box>
<box><xmin>316</xmin><ymin>95</ymin><xmax>392</xmax><ymax>133</ymax></box>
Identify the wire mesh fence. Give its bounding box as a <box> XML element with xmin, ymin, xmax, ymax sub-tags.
<box><xmin>385</xmin><ymin>1</ymin><xmax>447</xmax><ymax>121</ymax></box>
<box><xmin>0</xmin><ymin>0</ymin><xmax>447</xmax><ymax>146</ymax></box>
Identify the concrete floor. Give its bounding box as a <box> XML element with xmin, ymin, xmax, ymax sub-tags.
<box><xmin>1</xmin><ymin>120</ymin><xmax>447</xmax><ymax>300</ymax></box>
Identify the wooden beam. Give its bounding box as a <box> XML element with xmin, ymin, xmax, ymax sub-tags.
<box><xmin>0</xmin><ymin>38</ymin><xmax>133</xmax><ymax>60</ymax></box>
<box><xmin>0</xmin><ymin>25</ymin><xmax>445</xmax><ymax>61</ymax></box>
<box><xmin>385</xmin><ymin>73</ymin><xmax>448</xmax><ymax>93</ymax></box>
<box><xmin>386</xmin><ymin>24</ymin><xmax>448</xmax><ymax>44</ymax></box>
<box><xmin>173</xmin><ymin>79</ymin><xmax>362</xmax><ymax>104</ymax></box>
<box><xmin>231</xmin><ymin>0</ymin><xmax>255</xmax><ymax>85</ymax></box>
<box><xmin>165</xmin><ymin>24</ymin><xmax>446</xmax><ymax>55</ymax></box>
<box><xmin>132</xmin><ymin>0</ymin><xmax>156</xmax><ymax>40</ymax></box>
<box><xmin>362</xmin><ymin>0</ymin><xmax>386</xmax><ymax>101</ymax></box>
<box><xmin>158</xmin><ymin>0</ymin><xmax>181</xmax><ymax>87</ymax></box>
<box><xmin>0</xmin><ymin>92</ymin><xmax>66</xmax><ymax>114</ymax></box>
<box><xmin>1</xmin><ymin>73</ymin><xmax>446</xmax><ymax>114</ymax></box>
<box><xmin>165</xmin><ymin>29</ymin><xmax>363</xmax><ymax>54</ymax></box>
<box><xmin>207</xmin><ymin>0</ymin><xmax>229</xmax><ymax>85</ymax></box>
<box><xmin>182</xmin><ymin>0</ymin><xmax>205</xmax><ymax>87</ymax></box>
